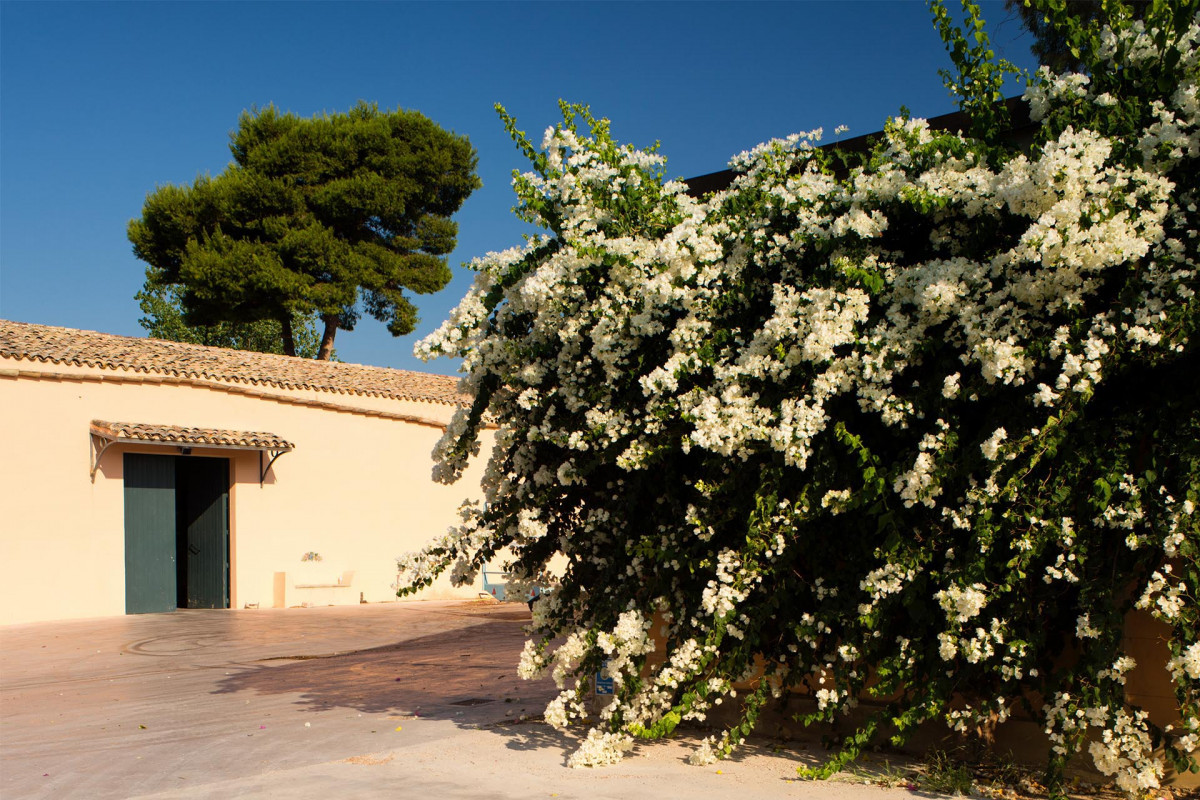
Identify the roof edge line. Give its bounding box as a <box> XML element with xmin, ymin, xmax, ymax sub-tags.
<box><xmin>0</xmin><ymin>351</ymin><xmax>462</xmax><ymax>407</ymax></box>
<box><xmin>2</xmin><ymin>367</ymin><xmax>456</xmax><ymax>431</ymax></box>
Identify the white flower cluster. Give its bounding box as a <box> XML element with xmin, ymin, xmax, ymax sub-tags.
<box><xmin>947</xmin><ymin>698</ymin><xmax>1011</xmax><ymax>734</ymax></box>
<box><xmin>1075</xmin><ymin>613</ymin><xmax>1102</xmax><ymax>639</ymax></box>
<box><xmin>567</xmin><ymin>728</ymin><xmax>634</xmax><ymax>768</ymax></box>
<box><xmin>595</xmin><ymin>609</ymin><xmax>655</xmax><ymax>690</ymax></box>
<box><xmin>937</xmin><ymin>583</ymin><xmax>989</xmax><ymax>623</ymax></box>
<box><xmin>700</xmin><ymin>549</ymin><xmax>750</xmax><ymax>619</ymax></box>
<box><xmin>517</xmin><ymin>639</ymin><xmax>548</xmax><ymax>680</ymax></box>
<box><xmin>1168</xmin><ymin>642</ymin><xmax>1200</xmax><ymax>683</ymax></box>
<box><xmin>1087</xmin><ymin>709</ymin><xmax>1164</xmax><ymax>794</ymax></box>
<box><xmin>1136</xmin><ymin>566</ymin><xmax>1189</xmax><ymax>621</ymax></box>
<box><xmin>1044</xmin><ymin>689</ymin><xmax>1164</xmax><ymax>795</ymax></box>
<box><xmin>894</xmin><ymin>422</ymin><xmax>950</xmax><ymax>508</ymax></box>
<box><xmin>858</xmin><ymin>562</ymin><xmax>917</xmax><ymax>615</ymax></box>
<box><xmin>1169</xmin><ymin>717</ymin><xmax>1200</xmax><ymax>759</ymax></box>
<box><xmin>979</xmin><ymin>427</ymin><xmax>1007</xmax><ymax>461</ymax></box>
<box><xmin>394</xmin><ymin>500</ymin><xmax>488</xmax><ymax>591</ymax></box>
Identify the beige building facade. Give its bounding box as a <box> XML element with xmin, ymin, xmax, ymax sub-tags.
<box><xmin>0</xmin><ymin>319</ymin><xmax>487</xmax><ymax>625</ymax></box>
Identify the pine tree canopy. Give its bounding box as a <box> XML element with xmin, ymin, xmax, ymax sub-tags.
<box><xmin>128</xmin><ymin>102</ymin><xmax>481</xmax><ymax>359</ymax></box>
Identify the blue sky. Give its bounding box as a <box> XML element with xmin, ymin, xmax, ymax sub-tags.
<box><xmin>0</xmin><ymin>1</ymin><xmax>1038</xmax><ymax>376</ymax></box>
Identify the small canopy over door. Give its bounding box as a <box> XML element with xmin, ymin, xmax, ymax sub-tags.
<box><xmin>102</xmin><ymin>421</ymin><xmax>294</xmax><ymax>615</ymax></box>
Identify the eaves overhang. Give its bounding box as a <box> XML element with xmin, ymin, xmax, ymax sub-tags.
<box><xmin>89</xmin><ymin>420</ymin><xmax>295</xmax><ymax>484</ymax></box>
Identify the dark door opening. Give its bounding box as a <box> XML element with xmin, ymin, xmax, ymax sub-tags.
<box><xmin>176</xmin><ymin>457</ymin><xmax>230</xmax><ymax>609</ymax></box>
<box><xmin>124</xmin><ymin>453</ymin><xmax>230</xmax><ymax>614</ymax></box>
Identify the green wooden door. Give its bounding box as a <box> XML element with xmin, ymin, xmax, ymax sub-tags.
<box><xmin>176</xmin><ymin>457</ymin><xmax>230</xmax><ymax>609</ymax></box>
<box><xmin>124</xmin><ymin>453</ymin><xmax>177</xmax><ymax>614</ymax></box>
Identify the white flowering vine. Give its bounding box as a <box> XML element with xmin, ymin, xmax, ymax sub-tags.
<box><xmin>398</xmin><ymin>2</ymin><xmax>1200</xmax><ymax>794</ymax></box>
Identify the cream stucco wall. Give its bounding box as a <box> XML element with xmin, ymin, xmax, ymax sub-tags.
<box><xmin>0</xmin><ymin>359</ymin><xmax>493</xmax><ymax>625</ymax></box>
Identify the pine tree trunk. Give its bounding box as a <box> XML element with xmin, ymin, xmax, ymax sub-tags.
<box><xmin>281</xmin><ymin>316</ymin><xmax>296</xmax><ymax>357</ymax></box>
<box><xmin>317</xmin><ymin>316</ymin><xmax>338</xmax><ymax>361</ymax></box>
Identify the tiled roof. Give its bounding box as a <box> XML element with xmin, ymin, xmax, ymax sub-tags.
<box><xmin>0</xmin><ymin>319</ymin><xmax>468</xmax><ymax>406</ymax></box>
<box><xmin>91</xmin><ymin>420</ymin><xmax>294</xmax><ymax>451</ymax></box>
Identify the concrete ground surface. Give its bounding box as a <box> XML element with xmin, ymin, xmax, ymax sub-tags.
<box><xmin>1</xmin><ymin>600</ymin><xmax>921</xmax><ymax>800</ymax></box>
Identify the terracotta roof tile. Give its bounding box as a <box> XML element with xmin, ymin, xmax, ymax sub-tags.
<box><xmin>0</xmin><ymin>320</ymin><xmax>468</xmax><ymax>406</ymax></box>
<box><xmin>91</xmin><ymin>420</ymin><xmax>294</xmax><ymax>451</ymax></box>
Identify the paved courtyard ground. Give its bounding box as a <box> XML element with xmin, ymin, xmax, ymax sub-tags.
<box><xmin>1</xmin><ymin>600</ymin><xmax>924</xmax><ymax>799</ymax></box>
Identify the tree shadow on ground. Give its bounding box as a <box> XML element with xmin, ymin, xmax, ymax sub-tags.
<box><xmin>212</xmin><ymin>611</ymin><xmax>559</xmax><ymax>724</ymax></box>
<box><xmin>481</xmin><ymin>717</ymin><xmax>582</xmax><ymax>763</ymax></box>
<box><xmin>211</xmin><ymin>603</ymin><xmax>836</xmax><ymax>774</ymax></box>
